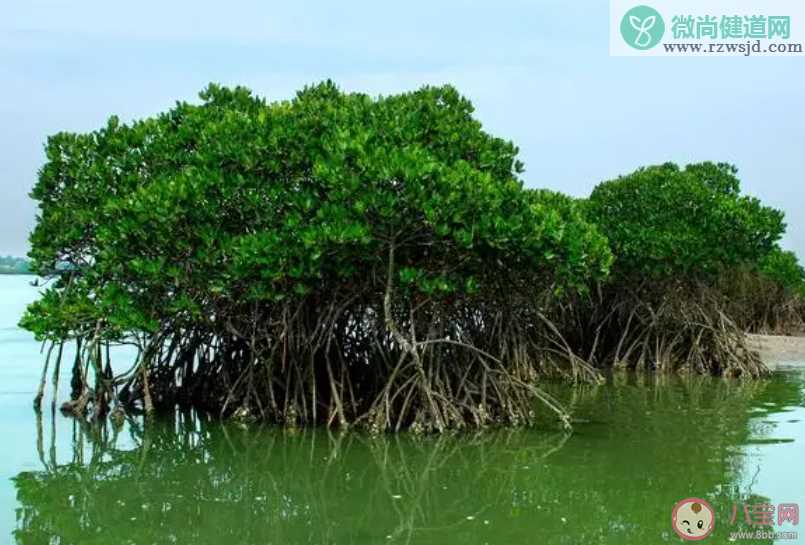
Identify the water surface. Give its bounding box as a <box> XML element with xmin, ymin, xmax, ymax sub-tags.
<box><xmin>1</xmin><ymin>275</ymin><xmax>804</xmax><ymax>544</ymax></box>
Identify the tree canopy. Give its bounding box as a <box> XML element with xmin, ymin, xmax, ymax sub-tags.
<box><xmin>759</xmin><ymin>247</ymin><xmax>805</xmax><ymax>295</ymax></box>
<box><xmin>22</xmin><ymin>83</ymin><xmax>613</xmax><ymax>430</ymax></box>
<box><xmin>24</xmin><ymin>83</ymin><xmax>611</xmax><ymax>342</ymax></box>
<box><xmin>586</xmin><ymin>162</ymin><xmax>785</xmax><ymax>280</ymax></box>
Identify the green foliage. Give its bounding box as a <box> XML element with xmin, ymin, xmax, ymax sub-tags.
<box><xmin>586</xmin><ymin>162</ymin><xmax>785</xmax><ymax>280</ymax></box>
<box><xmin>759</xmin><ymin>247</ymin><xmax>805</xmax><ymax>296</ymax></box>
<box><xmin>23</xmin><ymin>82</ymin><xmax>611</xmax><ymax>341</ymax></box>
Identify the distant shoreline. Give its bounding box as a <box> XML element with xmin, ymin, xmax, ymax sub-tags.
<box><xmin>0</xmin><ymin>256</ymin><xmax>32</xmax><ymax>275</ymax></box>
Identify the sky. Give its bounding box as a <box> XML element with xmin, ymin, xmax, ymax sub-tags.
<box><xmin>0</xmin><ymin>0</ymin><xmax>803</xmax><ymax>258</ymax></box>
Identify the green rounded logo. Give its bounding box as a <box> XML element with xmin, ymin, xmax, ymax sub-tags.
<box><xmin>620</xmin><ymin>5</ymin><xmax>665</xmax><ymax>50</ymax></box>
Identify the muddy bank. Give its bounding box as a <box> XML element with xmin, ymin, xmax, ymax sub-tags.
<box><xmin>748</xmin><ymin>334</ymin><xmax>805</xmax><ymax>368</ymax></box>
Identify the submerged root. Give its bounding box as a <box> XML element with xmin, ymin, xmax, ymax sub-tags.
<box><xmin>570</xmin><ymin>281</ymin><xmax>769</xmax><ymax>378</ymax></box>
<box><xmin>37</xmin><ymin>279</ymin><xmax>771</xmax><ymax>431</ymax></box>
<box><xmin>43</xmin><ymin>291</ymin><xmax>594</xmax><ymax>431</ymax></box>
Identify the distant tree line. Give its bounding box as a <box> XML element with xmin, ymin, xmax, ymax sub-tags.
<box><xmin>0</xmin><ymin>255</ymin><xmax>31</xmax><ymax>275</ymax></box>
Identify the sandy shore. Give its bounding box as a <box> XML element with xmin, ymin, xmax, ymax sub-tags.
<box><xmin>747</xmin><ymin>334</ymin><xmax>805</xmax><ymax>368</ymax></box>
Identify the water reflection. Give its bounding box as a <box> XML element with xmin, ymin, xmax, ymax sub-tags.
<box><xmin>13</xmin><ymin>372</ymin><xmax>804</xmax><ymax>545</ymax></box>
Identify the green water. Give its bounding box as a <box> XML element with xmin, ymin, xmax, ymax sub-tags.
<box><xmin>1</xmin><ymin>275</ymin><xmax>804</xmax><ymax>544</ymax></box>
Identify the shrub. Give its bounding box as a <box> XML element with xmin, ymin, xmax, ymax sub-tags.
<box><xmin>575</xmin><ymin>162</ymin><xmax>785</xmax><ymax>376</ymax></box>
<box><xmin>717</xmin><ymin>248</ymin><xmax>805</xmax><ymax>334</ymax></box>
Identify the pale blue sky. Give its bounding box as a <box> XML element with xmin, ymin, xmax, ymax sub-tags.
<box><xmin>1</xmin><ymin>0</ymin><xmax>803</xmax><ymax>257</ymax></box>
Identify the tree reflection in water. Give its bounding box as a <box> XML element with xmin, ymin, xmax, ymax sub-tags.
<box><xmin>13</xmin><ymin>372</ymin><xmax>793</xmax><ymax>545</ymax></box>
